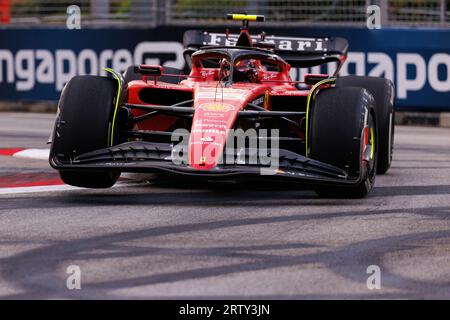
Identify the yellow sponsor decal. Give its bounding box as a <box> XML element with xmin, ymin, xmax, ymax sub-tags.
<box><xmin>103</xmin><ymin>68</ymin><xmax>122</xmax><ymax>146</ymax></box>
<box><xmin>305</xmin><ymin>78</ymin><xmax>336</xmax><ymax>157</ymax></box>
<box><xmin>198</xmin><ymin>103</ymin><xmax>235</xmax><ymax>112</ymax></box>
<box><xmin>263</xmin><ymin>90</ymin><xmax>269</xmax><ymax>109</ymax></box>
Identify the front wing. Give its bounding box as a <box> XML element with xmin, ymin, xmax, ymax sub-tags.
<box><xmin>50</xmin><ymin>141</ymin><xmax>361</xmax><ymax>186</ymax></box>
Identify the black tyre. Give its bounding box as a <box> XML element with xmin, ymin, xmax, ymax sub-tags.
<box><xmin>123</xmin><ymin>65</ymin><xmax>183</xmax><ymax>84</ymax></box>
<box><xmin>337</xmin><ymin>76</ymin><xmax>394</xmax><ymax>174</ymax></box>
<box><xmin>50</xmin><ymin>75</ymin><xmax>120</xmax><ymax>188</ymax></box>
<box><xmin>310</xmin><ymin>87</ymin><xmax>378</xmax><ymax>198</ymax></box>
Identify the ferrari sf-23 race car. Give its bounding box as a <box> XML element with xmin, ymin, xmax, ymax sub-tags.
<box><xmin>49</xmin><ymin>14</ymin><xmax>395</xmax><ymax>198</ymax></box>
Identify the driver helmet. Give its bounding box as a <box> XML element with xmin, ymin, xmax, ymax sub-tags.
<box><xmin>234</xmin><ymin>59</ymin><xmax>258</xmax><ymax>83</ymax></box>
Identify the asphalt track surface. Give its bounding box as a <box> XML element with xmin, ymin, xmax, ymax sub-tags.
<box><xmin>0</xmin><ymin>112</ymin><xmax>449</xmax><ymax>299</ymax></box>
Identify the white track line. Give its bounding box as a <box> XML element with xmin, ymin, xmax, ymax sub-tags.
<box><xmin>0</xmin><ymin>184</ymin><xmax>81</xmax><ymax>195</ymax></box>
<box><xmin>6</xmin><ymin>150</ymin><xmax>155</xmax><ymax>180</ymax></box>
<box><xmin>1</xmin><ymin>148</ymin><xmax>153</xmax><ymax>194</ymax></box>
<box><xmin>12</xmin><ymin>148</ymin><xmax>50</xmax><ymax>160</ymax></box>
<box><xmin>0</xmin><ymin>181</ymin><xmax>148</xmax><ymax>195</ymax></box>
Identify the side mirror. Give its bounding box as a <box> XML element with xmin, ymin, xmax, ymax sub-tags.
<box><xmin>304</xmin><ymin>73</ymin><xmax>329</xmax><ymax>85</ymax></box>
<box><xmin>134</xmin><ymin>65</ymin><xmax>163</xmax><ymax>77</ymax></box>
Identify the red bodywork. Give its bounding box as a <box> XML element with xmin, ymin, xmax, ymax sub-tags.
<box><xmin>126</xmin><ymin>30</ymin><xmax>315</xmax><ymax>171</ymax></box>
<box><xmin>50</xmin><ymin>21</ymin><xmax>367</xmax><ymax>190</ymax></box>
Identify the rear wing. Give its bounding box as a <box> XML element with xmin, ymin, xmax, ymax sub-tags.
<box><xmin>183</xmin><ymin>30</ymin><xmax>349</xmax><ymax>68</ymax></box>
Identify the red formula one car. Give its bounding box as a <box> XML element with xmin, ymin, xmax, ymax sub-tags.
<box><xmin>49</xmin><ymin>14</ymin><xmax>395</xmax><ymax>198</ymax></box>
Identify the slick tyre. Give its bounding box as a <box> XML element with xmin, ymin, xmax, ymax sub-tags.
<box><xmin>50</xmin><ymin>75</ymin><xmax>120</xmax><ymax>188</ymax></box>
<box><xmin>337</xmin><ymin>76</ymin><xmax>394</xmax><ymax>174</ymax></box>
<box><xmin>311</xmin><ymin>87</ymin><xmax>378</xmax><ymax>198</ymax></box>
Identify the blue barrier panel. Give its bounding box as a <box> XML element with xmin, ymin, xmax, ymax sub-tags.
<box><xmin>0</xmin><ymin>26</ymin><xmax>449</xmax><ymax>110</ymax></box>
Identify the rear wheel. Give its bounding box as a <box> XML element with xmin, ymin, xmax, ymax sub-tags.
<box><xmin>337</xmin><ymin>76</ymin><xmax>394</xmax><ymax>174</ymax></box>
<box><xmin>50</xmin><ymin>75</ymin><xmax>120</xmax><ymax>188</ymax></box>
<box><xmin>310</xmin><ymin>87</ymin><xmax>378</xmax><ymax>198</ymax></box>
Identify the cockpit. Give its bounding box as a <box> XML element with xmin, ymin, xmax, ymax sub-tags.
<box><xmin>190</xmin><ymin>48</ymin><xmax>290</xmax><ymax>84</ymax></box>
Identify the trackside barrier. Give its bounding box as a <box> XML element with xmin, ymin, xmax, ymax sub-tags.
<box><xmin>0</xmin><ymin>26</ymin><xmax>449</xmax><ymax>111</ymax></box>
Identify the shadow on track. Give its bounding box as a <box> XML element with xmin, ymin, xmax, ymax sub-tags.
<box><xmin>1</xmin><ymin>204</ymin><xmax>450</xmax><ymax>299</ymax></box>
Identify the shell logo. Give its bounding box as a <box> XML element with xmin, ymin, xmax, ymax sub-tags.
<box><xmin>198</xmin><ymin>103</ymin><xmax>235</xmax><ymax>112</ymax></box>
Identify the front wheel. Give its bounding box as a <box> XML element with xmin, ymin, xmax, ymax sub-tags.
<box><xmin>310</xmin><ymin>87</ymin><xmax>378</xmax><ymax>198</ymax></box>
<box><xmin>50</xmin><ymin>75</ymin><xmax>121</xmax><ymax>188</ymax></box>
<box><xmin>337</xmin><ymin>76</ymin><xmax>394</xmax><ymax>174</ymax></box>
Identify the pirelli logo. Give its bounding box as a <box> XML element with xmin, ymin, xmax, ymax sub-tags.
<box><xmin>202</xmin><ymin>33</ymin><xmax>328</xmax><ymax>52</ymax></box>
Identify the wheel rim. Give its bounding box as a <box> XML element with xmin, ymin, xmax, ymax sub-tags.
<box><xmin>388</xmin><ymin>111</ymin><xmax>394</xmax><ymax>164</ymax></box>
<box><xmin>362</xmin><ymin>112</ymin><xmax>377</xmax><ymax>179</ymax></box>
